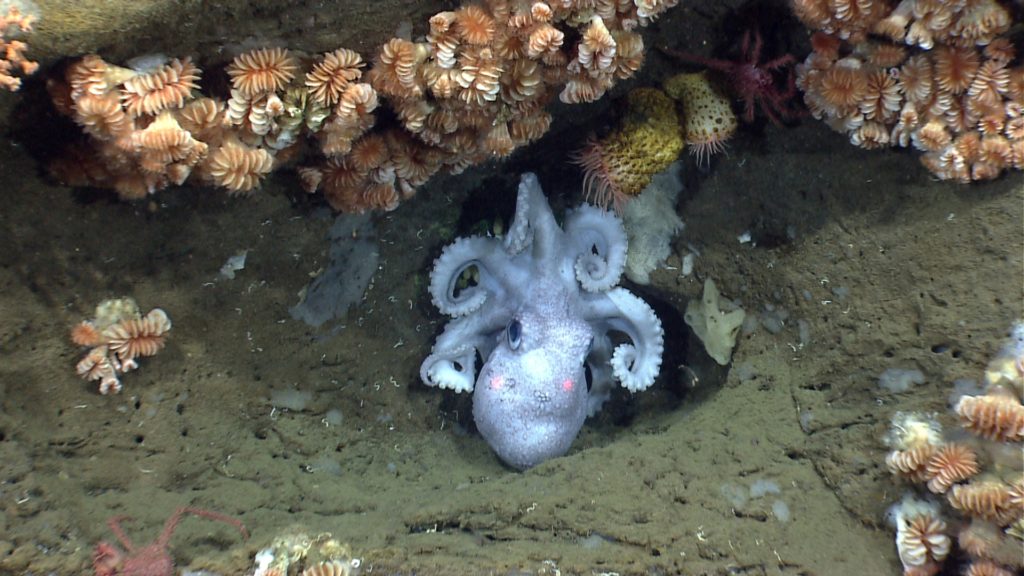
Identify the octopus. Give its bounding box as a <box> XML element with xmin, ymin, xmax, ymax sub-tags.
<box><xmin>420</xmin><ymin>173</ymin><xmax>665</xmax><ymax>470</ymax></box>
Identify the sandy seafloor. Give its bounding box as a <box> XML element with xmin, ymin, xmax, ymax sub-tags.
<box><xmin>0</xmin><ymin>6</ymin><xmax>1023</xmax><ymax>576</ymax></box>
<box><xmin>0</xmin><ymin>104</ymin><xmax>1021</xmax><ymax>576</ymax></box>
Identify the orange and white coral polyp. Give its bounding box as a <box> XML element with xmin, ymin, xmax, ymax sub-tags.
<box><xmin>896</xmin><ymin>512</ymin><xmax>951</xmax><ymax>571</ymax></box>
<box><xmin>947</xmin><ymin>481</ymin><xmax>1017</xmax><ymax>525</ymax></box>
<box><xmin>924</xmin><ymin>442</ymin><xmax>979</xmax><ymax>493</ymax></box>
<box><xmin>955</xmin><ymin>392</ymin><xmax>1024</xmax><ymax>442</ymax></box>
<box><xmin>228</xmin><ymin>47</ymin><xmax>298</xmax><ymax>97</ymax></box>
<box><xmin>886</xmin><ymin>444</ymin><xmax>935</xmax><ymax>483</ymax></box>
<box><xmin>71</xmin><ymin>321</ymin><xmax>104</xmax><ymax>347</ymax></box>
<box><xmin>120</xmin><ymin>57</ymin><xmax>201</xmax><ymax>117</ymax></box>
<box><xmin>305</xmin><ymin>48</ymin><xmax>364</xmax><ymax>107</ymax></box>
<box><xmin>104</xmin><ymin>308</ymin><xmax>172</xmax><ymax>362</ymax></box>
<box><xmin>72</xmin><ymin>303</ymin><xmax>171</xmax><ymax>395</ymax></box>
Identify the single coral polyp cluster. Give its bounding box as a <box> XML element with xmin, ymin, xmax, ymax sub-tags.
<box><xmin>0</xmin><ymin>2</ymin><xmax>37</xmax><ymax>91</ymax></box>
<box><xmin>791</xmin><ymin>0</ymin><xmax>1022</xmax><ymax>182</ymax></box>
<box><xmin>71</xmin><ymin>298</ymin><xmax>171</xmax><ymax>395</ymax></box>
<box><xmin>50</xmin><ymin>0</ymin><xmax>681</xmax><ymax>213</ymax></box>
<box><xmin>884</xmin><ymin>324</ymin><xmax>1024</xmax><ymax>575</ymax></box>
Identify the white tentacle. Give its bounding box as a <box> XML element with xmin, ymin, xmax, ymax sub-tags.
<box><xmin>420</xmin><ymin>345</ymin><xmax>478</xmax><ymax>392</ymax></box>
<box><xmin>565</xmin><ymin>204</ymin><xmax>628</xmax><ymax>293</ymax></box>
<box><xmin>605</xmin><ymin>288</ymin><xmax>663</xmax><ymax>392</ymax></box>
<box><xmin>428</xmin><ymin>236</ymin><xmax>495</xmax><ymax>317</ymax></box>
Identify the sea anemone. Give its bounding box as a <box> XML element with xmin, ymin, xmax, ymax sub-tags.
<box><xmin>509</xmin><ymin>110</ymin><xmax>551</xmax><ymax>144</ymax></box>
<box><xmin>950</xmin><ymin>0</ymin><xmax>1011</xmax><ymax>46</ymax></box>
<box><xmin>482</xmin><ymin>122</ymin><xmax>515</xmax><ymax>157</ymax></box>
<box><xmin>296</xmin><ymin>166</ymin><xmax>323</xmax><ymax>194</ymax></box>
<box><xmin>389</xmin><ymin>132</ymin><xmax>441</xmax><ymax>187</ymax></box>
<box><xmin>67</xmin><ymin>54</ymin><xmax>115</xmax><ymax>100</ymax></box>
<box><xmin>886</xmin><ymin>445</ymin><xmax>936</xmax><ymax>483</ymax></box>
<box><xmin>860</xmin><ymin>41</ymin><xmax>907</xmax><ymax>68</ymax></box>
<box><xmin>983</xmin><ymin>38</ymin><xmax>1016</xmax><ymax>67</ymax></box>
<box><xmin>76</xmin><ymin>345</ymin><xmax>121</xmax><ymax>395</ymax></box>
<box><xmin>500</xmin><ymin>59</ymin><xmax>542</xmax><ymax>103</ymax></box>
<box><xmin>361</xmin><ymin>182</ymin><xmax>400</xmax><ymax>212</ymax></box>
<box><xmin>850</xmin><ymin>121</ymin><xmax>890</xmax><ymax>149</ymax></box>
<box><xmin>978</xmin><ymin>135</ymin><xmax>1012</xmax><ymax>169</ymax></box>
<box><xmin>611</xmin><ymin>30</ymin><xmax>644</xmax><ymax>80</ymax></box>
<box><xmin>427</xmin><ymin>11</ymin><xmax>459</xmax><ymax>68</ymax></box>
<box><xmin>336</xmin><ymin>83</ymin><xmax>379</xmax><ymax>128</ymax></box>
<box><xmin>968</xmin><ymin>60</ymin><xmax>1010</xmax><ymax>106</ymax></box>
<box><xmin>859</xmin><ymin>69</ymin><xmax>901</xmax><ymax>122</ymax></box>
<box><xmin>531</xmin><ymin>2</ymin><xmax>553</xmax><ymax>22</ymax></box>
<box><xmin>912</xmin><ymin>120</ymin><xmax>953</xmax><ymax>152</ymax></box>
<box><xmin>559</xmin><ymin>72</ymin><xmax>609</xmax><ymax>104</ymax></box>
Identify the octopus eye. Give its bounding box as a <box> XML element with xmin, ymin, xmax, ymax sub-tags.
<box><xmin>507</xmin><ymin>319</ymin><xmax>522</xmax><ymax>350</ymax></box>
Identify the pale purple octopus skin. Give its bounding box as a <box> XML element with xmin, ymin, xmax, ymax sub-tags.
<box><xmin>472</xmin><ymin>274</ymin><xmax>594</xmax><ymax>470</ymax></box>
<box><xmin>420</xmin><ymin>173</ymin><xmax>664</xmax><ymax>470</ymax></box>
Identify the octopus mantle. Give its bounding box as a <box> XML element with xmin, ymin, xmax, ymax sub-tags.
<box><xmin>420</xmin><ymin>173</ymin><xmax>664</xmax><ymax>470</ymax></box>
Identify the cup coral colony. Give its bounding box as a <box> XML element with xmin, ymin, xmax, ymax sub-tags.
<box><xmin>47</xmin><ymin>1</ymin><xmax>679</xmax><ymax>211</ymax></box>
<box><xmin>884</xmin><ymin>325</ymin><xmax>1024</xmax><ymax>575</ymax></box>
<box><xmin>0</xmin><ymin>1</ymin><xmax>37</xmax><ymax>91</ymax></box>
<box><xmin>43</xmin><ymin>0</ymin><xmax>1023</xmax><ymax>207</ymax></box>
<box><xmin>791</xmin><ymin>0</ymin><xmax>1021</xmax><ymax>182</ymax></box>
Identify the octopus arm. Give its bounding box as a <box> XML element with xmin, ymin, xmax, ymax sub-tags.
<box><xmin>585</xmin><ymin>333</ymin><xmax>618</xmax><ymax>416</ymax></box>
<box><xmin>429</xmin><ymin>236</ymin><xmax>506</xmax><ymax>317</ymax></box>
<box><xmin>564</xmin><ymin>204</ymin><xmax>628</xmax><ymax>293</ymax></box>
<box><xmin>585</xmin><ymin>288</ymin><xmax>664</xmax><ymax>392</ymax></box>
<box><xmin>419</xmin><ymin>307</ymin><xmax>508</xmax><ymax>392</ymax></box>
<box><xmin>503</xmin><ymin>174</ymin><xmax>534</xmax><ymax>255</ymax></box>
<box><xmin>420</xmin><ymin>343</ymin><xmax>482</xmax><ymax>392</ymax></box>
<box><xmin>503</xmin><ymin>173</ymin><xmax>561</xmax><ymax>262</ymax></box>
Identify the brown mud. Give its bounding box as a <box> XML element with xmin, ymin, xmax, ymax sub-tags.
<box><xmin>0</xmin><ymin>1</ymin><xmax>1021</xmax><ymax>575</ymax></box>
